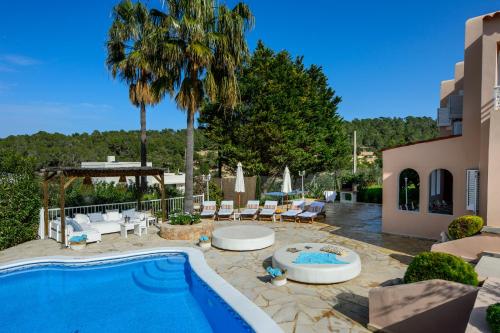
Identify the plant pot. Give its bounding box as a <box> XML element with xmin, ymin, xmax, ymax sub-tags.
<box><xmin>70</xmin><ymin>241</ymin><xmax>86</xmax><ymax>251</ymax></box>
<box><xmin>199</xmin><ymin>241</ymin><xmax>211</xmax><ymax>249</ymax></box>
<box><xmin>271</xmin><ymin>277</ymin><xmax>287</xmax><ymax>286</ymax></box>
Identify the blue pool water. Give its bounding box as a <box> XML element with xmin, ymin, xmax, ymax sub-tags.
<box><xmin>0</xmin><ymin>253</ymin><xmax>254</xmax><ymax>333</ymax></box>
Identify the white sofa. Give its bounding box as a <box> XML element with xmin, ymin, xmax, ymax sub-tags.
<box><xmin>50</xmin><ymin>209</ymin><xmax>146</xmax><ymax>245</ymax></box>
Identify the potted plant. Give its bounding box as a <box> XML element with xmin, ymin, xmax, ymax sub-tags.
<box><xmin>267</xmin><ymin>266</ymin><xmax>287</xmax><ymax>286</ymax></box>
<box><xmin>198</xmin><ymin>235</ymin><xmax>211</xmax><ymax>249</ymax></box>
<box><xmin>69</xmin><ymin>234</ymin><xmax>87</xmax><ymax>251</ymax></box>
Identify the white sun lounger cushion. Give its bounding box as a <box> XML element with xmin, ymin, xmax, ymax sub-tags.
<box><xmin>281</xmin><ymin>209</ymin><xmax>302</xmax><ymax>217</ymax></box>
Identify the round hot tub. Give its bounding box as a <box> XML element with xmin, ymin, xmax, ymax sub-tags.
<box><xmin>272</xmin><ymin>243</ymin><xmax>361</xmax><ymax>284</ymax></box>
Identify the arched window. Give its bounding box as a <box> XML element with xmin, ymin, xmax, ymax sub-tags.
<box><xmin>428</xmin><ymin>169</ymin><xmax>453</xmax><ymax>215</ymax></box>
<box><xmin>399</xmin><ymin>169</ymin><xmax>420</xmax><ymax>211</ymax></box>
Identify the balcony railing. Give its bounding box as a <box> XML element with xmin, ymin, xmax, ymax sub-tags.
<box><xmin>495</xmin><ymin>86</ymin><xmax>500</xmax><ymax>110</ymax></box>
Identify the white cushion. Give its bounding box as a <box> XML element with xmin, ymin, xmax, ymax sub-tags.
<box><xmin>282</xmin><ymin>209</ymin><xmax>301</xmax><ymax>217</ymax></box>
<box><xmin>105</xmin><ymin>211</ymin><xmax>122</xmax><ymax>221</ymax></box>
<box><xmin>91</xmin><ymin>221</ymin><xmax>121</xmax><ymax>234</ymax></box>
<box><xmin>73</xmin><ymin>214</ymin><xmax>90</xmax><ymax>225</ymax></box>
<box><xmin>260</xmin><ymin>208</ymin><xmax>275</xmax><ymax>216</ymax></box>
<box><xmin>88</xmin><ymin>213</ymin><xmax>105</xmax><ymax>223</ymax></box>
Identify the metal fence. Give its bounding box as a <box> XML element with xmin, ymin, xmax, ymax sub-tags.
<box><xmin>38</xmin><ymin>194</ymin><xmax>204</xmax><ymax>238</ymax></box>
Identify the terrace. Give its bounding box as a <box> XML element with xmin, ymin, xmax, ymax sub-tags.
<box><xmin>0</xmin><ymin>202</ymin><xmax>433</xmax><ymax>332</ymax></box>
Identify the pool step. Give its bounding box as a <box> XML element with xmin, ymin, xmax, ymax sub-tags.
<box><xmin>142</xmin><ymin>263</ymin><xmax>183</xmax><ymax>280</ymax></box>
<box><xmin>154</xmin><ymin>258</ymin><xmax>186</xmax><ymax>272</ymax></box>
<box><xmin>132</xmin><ymin>260</ymin><xmax>189</xmax><ymax>294</ymax></box>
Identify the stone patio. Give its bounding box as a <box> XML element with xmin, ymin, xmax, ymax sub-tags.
<box><xmin>0</xmin><ymin>203</ymin><xmax>434</xmax><ymax>333</ymax></box>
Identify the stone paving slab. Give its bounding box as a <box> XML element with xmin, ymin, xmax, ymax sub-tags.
<box><xmin>0</xmin><ymin>203</ymin><xmax>433</xmax><ymax>333</ymax></box>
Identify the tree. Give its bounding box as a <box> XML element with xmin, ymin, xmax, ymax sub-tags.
<box><xmin>199</xmin><ymin>41</ymin><xmax>350</xmax><ymax>177</ymax></box>
<box><xmin>106</xmin><ymin>0</ymin><xmax>160</xmax><ymax>189</ymax></box>
<box><xmin>149</xmin><ymin>0</ymin><xmax>254</xmax><ymax>212</ymax></box>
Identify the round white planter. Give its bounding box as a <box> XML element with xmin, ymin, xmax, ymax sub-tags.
<box><xmin>199</xmin><ymin>242</ymin><xmax>211</xmax><ymax>249</ymax></box>
<box><xmin>70</xmin><ymin>242</ymin><xmax>86</xmax><ymax>251</ymax></box>
<box><xmin>271</xmin><ymin>277</ymin><xmax>287</xmax><ymax>286</ymax></box>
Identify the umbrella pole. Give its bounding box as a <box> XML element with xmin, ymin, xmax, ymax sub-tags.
<box><xmin>238</xmin><ymin>193</ymin><xmax>241</xmax><ymax>213</ymax></box>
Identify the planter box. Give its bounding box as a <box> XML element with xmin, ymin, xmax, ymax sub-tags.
<box><xmin>159</xmin><ymin>220</ymin><xmax>214</xmax><ymax>241</ymax></box>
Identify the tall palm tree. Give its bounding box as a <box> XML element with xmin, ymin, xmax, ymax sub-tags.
<box><xmin>106</xmin><ymin>0</ymin><xmax>159</xmax><ymax>189</ymax></box>
<box><xmin>150</xmin><ymin>0</ymin><xmax>254</xmax><ymax>212</ymax></box>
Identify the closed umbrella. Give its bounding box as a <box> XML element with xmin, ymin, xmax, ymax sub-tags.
<box><xmin>235</xmin><ymin>162</ymin><xmax>245</xmax><ymax>212</ymax></box>
<box><xmin>281</xmin><ymin>166</ymin><xmax>292</xmax><ymax>209</ymax></box>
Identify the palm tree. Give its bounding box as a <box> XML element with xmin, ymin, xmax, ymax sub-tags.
<box><xmin>106</xmin><ymin>0</ymin><xmax>159</xmax><ymax>189</ymax></box>
<box><xmin>150</xmin><ymin>0</ymin><xmax>254</xmax><ymax>212</ymax></box>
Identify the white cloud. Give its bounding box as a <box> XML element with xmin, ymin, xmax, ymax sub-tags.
<box><xmin>0</xmin><ymin>54</ymin><xmax>41</xmax><ymax>66</ymax></box>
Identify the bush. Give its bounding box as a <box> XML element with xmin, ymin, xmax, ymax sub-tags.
<box><xmin>357</xmin><ymin>185</ymin><xmax>382</xmax><ymax>204</ymax></box>
<box><xmin>404</xmin><ymin>252</ymin><xmax>478</xmax><ymax>286</ymax></box>
<box><xmin>0</xmin><ymin>153</ymin><xmax>41</xmax><ymax>250</ymax></box>
<box><xmin>169</xmin><ymin>211</ymin><xmax>201</xmax><ymax>225</ymax></box>
<box><xmin>487</xmin><ymin>303</ymin><xmax>500</xmax><ymax>333</ymax></box>
<box><xmin>448</xmin><ymin>215</ymin><xmax>484</xmax><ymax>240</ymax></box>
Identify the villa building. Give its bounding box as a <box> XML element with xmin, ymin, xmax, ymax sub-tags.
<box><xmin>383</xmin><ymin>12</ymin><xmax>500</xmax><ymax>239</ymax></box>
<box><xmin>82</xmin><ymin>156</ymin><xmax>185</xmax><ymax>193</ymax></box>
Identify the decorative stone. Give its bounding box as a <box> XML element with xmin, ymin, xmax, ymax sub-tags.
<box><xmin>159</xmin><ymin>220</ymin><xmax>214</xmax><ymax>241</ymax></box>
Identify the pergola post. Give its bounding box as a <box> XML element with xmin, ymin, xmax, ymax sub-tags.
<box><xmin>59</xmin><ymin>172</ymin><xmax>66</xmax><ymax>247</ymax></box>
<box><xmin>135</xmin><ymin>175</ymin><xmax>141</xmax><ymax>210</ymax></box>
<box><xmin>43</xmin><ymin>176</ymin><xmax>49</xmax><ymax>238</ymax></box>
<box><xmin>160</xmin><ymin>173</ymin><xmax>166</xmax><ymax>223</ymax></box>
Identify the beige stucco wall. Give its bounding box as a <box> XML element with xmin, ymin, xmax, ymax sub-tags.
<box><xmin>382</xmin><ymin>136</ymin><xmax>468</xmax><ymax>239</ymax></box>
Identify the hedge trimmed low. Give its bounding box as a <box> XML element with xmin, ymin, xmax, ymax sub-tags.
<box><xmin>404</xmin><ymin>252</ymin><xmax>478</xmax><ymax>286</ymax></box>
<box><xmin>448</xmin><ymin>215</ymin><xmax>484</xmax><ymax>240</ymax></box>
<box><xmin>487</xmin><ymin>303</ymin><xmax>500</xmax><ymax>333</ymax></box>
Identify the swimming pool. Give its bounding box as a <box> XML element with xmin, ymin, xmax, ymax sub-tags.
<box><xmin>0</xmin><ymin>248</ymin><xmax>281</xmax><ymax>333</ymax></box>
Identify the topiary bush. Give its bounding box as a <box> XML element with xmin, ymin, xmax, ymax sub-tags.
<box><xmin>404</xmin><ymin>252</ymin><xmax>478</xmax><ymax>286</ymax></box>
<box><xmin>448</xmin><ymin>215</ymin><xmax>484</xmax><ymax>240</ymax></box>
<box><xmin>487</xmin><ymin>303</ymin><xmax>500</xmax><ymax>333</ymax></box>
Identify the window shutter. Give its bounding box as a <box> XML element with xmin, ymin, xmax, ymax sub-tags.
<box><xmin>466</xmin><ymin>169</ymin><xmax>479</xmax><ymax>213</ymax></box>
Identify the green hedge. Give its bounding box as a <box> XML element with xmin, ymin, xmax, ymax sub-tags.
<box><xmin>487</xmin><ymin>303</ymin><xmax>500</xmax><ymax>333</ymax></box>
<box><xmin>0</xmin><ymin>154</ymin><xmax>41</xmax><ymax>250</ymax></box>
<box><xmin>448</xmin><ymin>215</ymin><xmax>484</xmax><ymax>240</ymax></box>
<box><xmin>404</xmin><ymin>252</ymin><xmax>478</xmax><ymax>286</ymax></box>
<box><xmin>357</xmin><ymin>186</ymin><xmax>382</xmax><ymax>204</ymax></box>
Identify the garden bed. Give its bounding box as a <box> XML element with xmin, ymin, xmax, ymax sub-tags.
<box><xmin>159</xmin><ymin>219</ymin><xmax>214</xmax><ymax>241</ymax></box>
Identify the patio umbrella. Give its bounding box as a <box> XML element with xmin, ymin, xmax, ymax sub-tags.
<box><xmin>235</xmin><ymin>162</ymin><xmax>245</xmax><ymax>212</ymax></box>
<box><xmin>281</xmin><ymin>166</ymin><xmax>292</xmax><ymax>209</ymax></box>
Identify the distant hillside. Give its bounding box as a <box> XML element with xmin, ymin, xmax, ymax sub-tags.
<box><xmin>344</xmin><ymin>116</ymin><xmax>438</xmax><ymax>152</ymax></box>
<box><xmin>0</xmin><ymin>116</ymin><xmax>437</xmax><ymax>171</ymax></box>
<box><xmin>0</xmin><ymin>130</ymin><xmax>214</xmax><ymax>172</ymax></box>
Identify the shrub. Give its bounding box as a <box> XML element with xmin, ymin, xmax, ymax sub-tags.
<box><xmin>448</xmin><ymin>215</ymin><xmax>484</xmax><ymax>240</ymax></box>
<box><xmin>404</xmin><ymin>252</ymin><xmax>478</xmax><ymax>286</ymax></box>
<box><xmin>487</xmin><ymin>303</ymin><xmax>500</xmax><ymax>333</ymax></box>
<box><xmin>0</xmin><ymin>153</ymin><xmax>41</xmax><ymax>250</ymax></box>
<box><xmin>169</xmin><ymin>211</ymin><xmax>201</xmax><ymax>225</ymax></box>
<box><xmin>357</xmin><ymin>185</ymin><xmax>382</xmax><ymax>204</ymax></box>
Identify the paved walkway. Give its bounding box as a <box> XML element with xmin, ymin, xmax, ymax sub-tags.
<box><xmin>0</xmin><ymin>203</ymin><xmax>434</xmax><ymax>333</ymax></box>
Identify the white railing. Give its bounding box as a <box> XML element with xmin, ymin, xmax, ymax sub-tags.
<box><xmin>39</xmin><ymin>194</ymin><xmax>204</xmax><ymax>238</ymax></box>
<box><xmin>495</xmin><ymin>86</ymin><xmax>500</xmax><ymax>110</ymax></box>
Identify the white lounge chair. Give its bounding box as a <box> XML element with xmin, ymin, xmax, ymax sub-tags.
<box><xmin>280</xmin><ymin>200</ymin><xmax>305</xmax><ymax>222</ymax></box>
<box><xmin>200</xmin><ymin>201</ymin><xmax>217</xmax><ymax>219</ymax></box>
<box><xmin>240</xmin><ymin>200</ymin><xmax>260</xmax><ymax>220</ymax></box>
<box><xmin>259</xmin><ymin>201</ymin><xmax>278</xmax><ymax>221</ymax></box>
<box><xmin>217</xmin><ymin>200</ymin><xmax>234</xmax><ymax>220</ymax></box>
<box><xmin>297</xmin><ymin>202</ymin><xmax>326</xmax><ymax>223</ymax></box>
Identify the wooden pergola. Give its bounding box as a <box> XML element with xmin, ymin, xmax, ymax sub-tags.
<box><xmin>41</xmin><ymin>167</ymin><xmax>166</xmax><ymax>245</ymax></box>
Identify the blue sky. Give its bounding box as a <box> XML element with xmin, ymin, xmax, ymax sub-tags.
<box><xmin>0</xmin><ymin>0</ymin><xmax>499</xmax><ymax>137</ymax></box>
